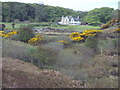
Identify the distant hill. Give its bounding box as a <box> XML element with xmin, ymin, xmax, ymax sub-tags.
<box><xmin>2</xmin><ymin>2</ymin><xmax>85</xmax><ymax>22</ymax></box>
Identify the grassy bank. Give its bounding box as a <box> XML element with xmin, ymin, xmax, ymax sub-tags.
<box><xmin>1</xmin><ymin>22</ymin><xmax>100</xmax><ymax>32</ymax></box>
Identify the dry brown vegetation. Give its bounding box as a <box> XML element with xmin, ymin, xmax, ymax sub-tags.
<box><xmin>2</xmin><ymin>58</ymin><xmax>84</xmax><ymax>88</ymax></box>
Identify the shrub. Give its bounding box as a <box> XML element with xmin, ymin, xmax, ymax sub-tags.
<box><xmin>54</xmin><ymin>46</ymin><xmax>93</xmax><ymax>80</ymax></box>
<box><xmin>2</xmin><ymin>39</ymin><xmax>47</xmax><ymax>68</ymax></box>
<box><xmin>98</xmin><ymin>38</ymin><xmax>118</xmax><ymax>53</ymax></box>
<box><xmin>33</xmin><ymin>45</ymin><xmax>58</xmax><ymax>66</ymax></box>
<box><xmin>84</xmin><ymin>36</ymin><xmax>98</xmax><ymax>51</ymax></box>
<box><xmin>69</xmin><ymin>30</ymin><xmax>102</xmax><ymax>42</ymax></box>
<box><xmin>28</xmin><ymin>34</ymin><xmax>44</xmax><ymax>44</ymax></box>
<box><xmin>114</xmin><ymin>28</ymin><xmax>120</xmax><ymax>33</ymax></box>
<box><xmin>0</xmin><ymin>31</ymin><xmax>18</xmax><ymax>38</ymax></box>
<box><xmin>17</xmin><ymin>25</ymin><xmax>35</xmax><ymax>42</ymax></box>
<box><xmin>107</xmin><ymin>18</ymin><xmax>117</xmax><ymax>26</ymax></box>
<box><xmin>101</xmin><ymin>24</ymin><xmax>110</xmax><ymax>29</ymax></box>
<box><xmin>2</xmin><ymin>39</ymin><xmax>37</xmax><ymax>62</ymax></box>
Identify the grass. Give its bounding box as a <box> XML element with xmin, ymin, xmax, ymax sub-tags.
<box><xmin>36</xmin><ymin>25</ymin><xmax>100</xmax><ymax>32</ymax></box>
<box><xmin>0</xmin><ymin>22</ymin><xmax>29</xmax><ymax>30</ymax></box>
<box><xmin>53</xmin><ymin>25</ymin><xmax>100</xmax><ymax>31</ymax></box>
<box><xmin>1</xmin><ymin>22</ymin><xmax>100</xmax><ymax>32</ymax></box>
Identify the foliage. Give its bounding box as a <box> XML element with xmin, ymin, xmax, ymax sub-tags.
<box><xmin>33</xmin><ymin>46</ymin><xmax>58</xmax><ymax>66</ymax></box>
<box><xmin>2</xmin><ymin>2</ymin><xmax>78</xmax><ymax>22</ymax></box>
<box><xmin>114</xmin><ymin>28</ymin><xmax>120</xmax><ymax>33</ymax></box>
<box><xmin>69</xmin><ymin>30</ymin><xmax>102</xmax><ymax>42</ymax></box>
<box><xmin>107</xmin><ymin>18</ymin><xmax>117</xmax><ymax>25</ymax></box>
<box><xmin>83</xmin><ymin>30</ymin><xmax>102</xmax><ymax>35</ymax></box>
<box><xmin>2</xmin><ymin>2</ymin><xmax>117</xmax><ymax>25</ymax></box>
<box><xmin>69</xmin><ymin>32</ymin><xmax>85</xmax><ymax>42</ymax></box>
<box><xmin>101</xmin><ymin>18</ymin><xmax>120</xmax><ymax>29</ymax></box>
<box><xmin>0</xmin><ymin>31</ymin><xmax>18</xmax><ymax>37</ymax></box>
<box><xmin>84</xmin><ymin>7</ymin><xmax>114</xmax><ymax>24</ymax></box>
<box><xmin>2</xmin><ymin>38</ymin><xmax>37</xmax><ymax>62</ymax></box>
<box><xmin>17</xmin><ymin>25</ymin><xmax>35</xmax><ymax>42</ymax></box>
<box><xmin>72</xmin><ymin>36</ymin><xmax>84</xmax><ymax>41</ymax></box>
<box><xmin>77</xmin><ymin>11</ymin><xmax>88</xmax><ymax>21</ymax></box>
<box><xmin>97</xmin><ymin>38</ymin><xmax>118</xmax><ymax>53</ymax></box>
<box><xmin>100</xmin><ymin>24</ymin><xmax>110</xmax><ymax>29</ymax></box>
<box><xmin>28</xmin><ymin>34</ymin><xmax>44</xmax><ymax>44</ymax></box>
<box><xmin>111</xmin><ymin>9</ymin><xmax>120</xmax><ymax>20</ymax></box>
<box><xmin>84</xmin><ymin>36</ymin><xmax>98</xmax><ymax>51</ymax></box>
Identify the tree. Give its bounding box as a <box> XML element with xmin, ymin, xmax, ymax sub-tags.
<box><xmin>32</xmin><ymin>4</ymin><xmax>47</xmax><ymax>22</ymax></box>
<box><xmin>77</xmin><ymin>11</ymin><xmax>88</xmax><ymax>21</ymax></box>
<box><xmin>83</xmin><ymin>7</ymin><xmax>114</xmax><ymax>24</ymax></box>
<box><xmin>111</xmin><ymin>9</ymin><xmax>119</xmax><ymax>20</ymax></box>
<box><xmin>17</xmin><ymin>25</ymin><xmax>35</xmax><ymax>42</ymax></box>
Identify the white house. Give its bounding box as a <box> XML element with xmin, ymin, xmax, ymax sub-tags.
<box><xmin>58</xmin><ymin>16</ymin><xmax>81</xmax><ymax>25</ymax></box>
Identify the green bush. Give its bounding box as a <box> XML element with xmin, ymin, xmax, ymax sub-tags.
<box><xmin>17</xmin><ymin>25</ymin><xmax>35</xmax><ymax>42</ymax></box>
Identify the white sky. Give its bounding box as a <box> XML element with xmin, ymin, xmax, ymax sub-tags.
<box><xmin>0</xmin><ymin>0</ymin><xmax>119</xmax><ymax>11</ymax></box>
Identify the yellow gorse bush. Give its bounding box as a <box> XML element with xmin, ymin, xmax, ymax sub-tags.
<box><xmin>69</xmin><ymin>32</ymin><xmax>80</xmax><ymax>38</ymax></box>
<box><xmin>72</xmin><ymin>36</ymin><xmax>84</xmax><ymax>41</ymax></box>
<box><xmin>114</xmin><ymin>28</ymin><xmax>120</xmax><ymax>33</ymax></box>
<box><xmin>0</xmin><ymin>31</ymin><xmax>5</xmax><ymax>33</ymax></box>
<box><xmin>7</xmin><ymin>31</ymin><xmax>18</xmax><ymax>35</ymax></box>
<box><xmin>0</xmin><ymin>30</ymin><xmax>44</xmax><ymax>44</ymax></box>
<box><xmin>28</xmin><ymin>34</ymin><xmax>44</xmax><ymax>44</ymax></box>
<box><xmin>83</xmin><ymin>30</ymin><xmax>102</xmax><ymax>34</ymax></box>
<box><xmin>0</xmin><ymin>31</ymin><xmax>18</xmax><ymax>38</ymax></box>
<box><xmin>69</xmin><ymin>30</ymin><xmax>102</xmax><ymax>42</ymax></box>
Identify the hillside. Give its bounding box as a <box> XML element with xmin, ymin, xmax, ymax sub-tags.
<box><xmin>2</xmin><ymin>2</ymin><xmax>79</xmax><ymax>22</ymax></box>
<box><xmin>2</xmin><ymin>58</ymin><xmax>84</xmax><ymax>88</ymax></box>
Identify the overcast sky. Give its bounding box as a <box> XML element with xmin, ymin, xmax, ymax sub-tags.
<box><xmin>1</xmin><ymin>0</ymin><xmax>119</xmax><ymax>11</ymax></box>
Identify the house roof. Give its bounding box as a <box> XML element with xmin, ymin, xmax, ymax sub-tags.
<box><xmin>68</xmin><ymin>16</ymin><xmax>80</xmax><ymax>21</ymax></box>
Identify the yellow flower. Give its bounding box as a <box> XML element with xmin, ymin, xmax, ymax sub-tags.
<box><xmin>115</xmin><ymin>28</ymin><xmax>120</xmax><ymax>31</ymax></box>
<box><xmin>69</xmin><ymin>30</ymin><xmax>102</xmax><ymax>42</ymax></box>
<box><xmin>79</xmin><ymin>33</ymin><xmax>86</xmax><ymax>36</ymax></box>
<box><xmin>0</xmin><ymin>31</ymin><xmax>5</xmax><ymax>33</ymax></box>
<box><xmin>0</xmin><ymin>33</ymin><xmax>5</xmax><ymax>37</ymax></box>
<box><xmin>114</xmin><ymin>28</ymin><xmax>120</xmax><ymax>33</ymax></box>
<box><xmin>7</xmin><ymin>31</ymin><xmax>18</xmax><ymax>36</ymax></box>
<box><xmin>69</xmin><ymin>32</ymin><xmax>81</xmax><ymax>38</ymax></box>
<box><xmin>72</xmin><ymin>36</ymin><xmax>84</xmax><ymax>41</ymax></box>
<box><xmin>28</xmin><ymin>34</ymin><xmax>44</xmax><ymax>44</ymax></box>
<box><xmin>3</xmin><ymin>34</ymin><xmax>10</xmax><ymax>38</ymax></box>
